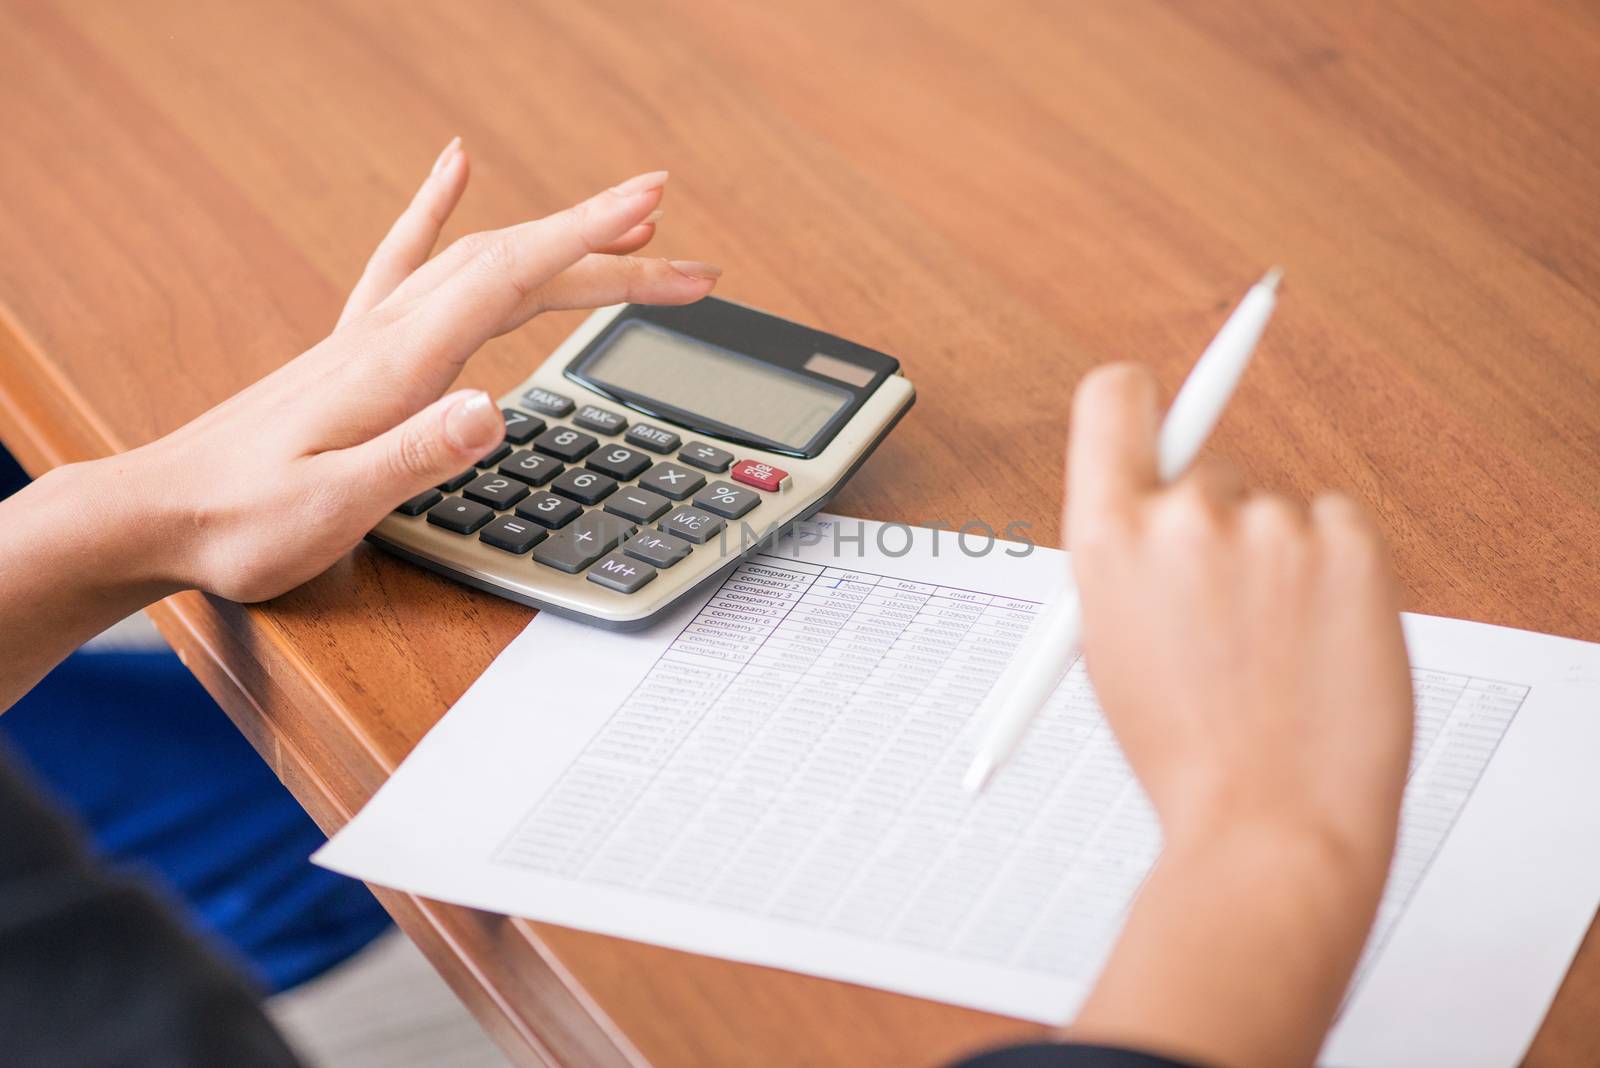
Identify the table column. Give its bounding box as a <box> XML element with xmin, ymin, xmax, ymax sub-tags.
<box><xmin>825</xmin><ymin>585</ymin><xmax>991</xmax><ymax>935</ymax></box>
<box><xmin>572</xmin><ymin>560</ymin><xmax>818</xmax><ymax>887</ymax></box>
<box><xmin>644</xmin><ymin>565</ymin><xmax>876</xmax><ymax>902</ymax></box>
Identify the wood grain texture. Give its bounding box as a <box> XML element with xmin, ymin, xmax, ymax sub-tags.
<box><xmin>1</xmin><ymin>1</ymin><xmax>1596</xmax><ymax>1064</ymax></box>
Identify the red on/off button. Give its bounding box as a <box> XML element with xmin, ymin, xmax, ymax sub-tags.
<box><xmin>731</xmin><ymin>459</ymin><xmax>789</xmax><ymax>492</ymax></box>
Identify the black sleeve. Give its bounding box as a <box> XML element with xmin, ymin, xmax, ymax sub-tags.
<box><xmin>951</xmin><ymin>1042</ymin><xmax>1201</xmax><ymax>1068</ymax></box>
<box><xmin>0</xmin><ymin>750</ymin><xmax>302</xmax><ymax>1068</ymax></box>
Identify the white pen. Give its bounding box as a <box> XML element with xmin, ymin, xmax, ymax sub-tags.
<box><xmin>963</xmin><ymin>267</ymin><xmax>1283</xmax><ymax>793</ymax></box>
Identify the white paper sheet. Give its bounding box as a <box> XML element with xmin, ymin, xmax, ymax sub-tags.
<box><xmin>316</xmin><ymin>516</ymin><xmax>1600</xmax><ymax>1067</ymax></box>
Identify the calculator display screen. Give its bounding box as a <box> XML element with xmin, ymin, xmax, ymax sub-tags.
<box><xmin>583</xmin><ymin>322</ymin><xmax>851</xmax><ymax>451</ymax></box>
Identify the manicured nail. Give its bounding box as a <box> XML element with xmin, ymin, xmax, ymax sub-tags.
<box><xmin>444</xmin><ymin>390</ymin><xmax>500</xmax><ymax>451</ymax></box>
<box><xmin>643</xmin><ymin>209</ymin><xmax>665</xmax><ymax>224</ymax></box>
<box><xmin>669</xmin><ymin>259</ymin><xmax>722</xmax><ymax>280</ymax></box>
<box><xmin>431</xmin><ymin>136</ymin><xmax>462</xmax><ymax>177</ymax></box>
<box><xmin>610</xmin><ymin>170</ymin><xmax>670</xmax><ymax>197</ymax></box>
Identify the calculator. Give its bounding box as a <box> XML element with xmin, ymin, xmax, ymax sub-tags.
<box><xmin>368</xmin><ymin>297</ymin><xmax>914</xmax><ymax>629</ymax></box>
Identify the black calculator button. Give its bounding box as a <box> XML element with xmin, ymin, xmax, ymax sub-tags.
<box><xmin>586</xmin><ymin>444</ymin><xmax>652</xmax><ymax>481</ymax></box>
<box><xmin>574</xmin><ymin>404</ymin><xmax>628</xmax><ymax>435</ymax></box>
<box><xmin>659</xmin><ymin>505</ymin><xmax>724</xmax><ymax>544</ymax></box>
<box><xmin>624</xmin><ymin>529</ymin><xmax>692</xmax><ymax>568</ymax></box>
<box><xmin>479</xmin><ymin>514</ymin><xmax>546</xmax><ymax>554</ymax></box>
<box><xmin>463</xmin><ymin>472</ymin><xmax>529</xmax><ymax>509</ymax></box>
<box><xmin>551</xmin><ymin>468</ymin><xmax>617</xmax><ymax>505</ymax></box>
<box><xmin>638</xmin><ymin>461</ymin><xmax>705</xmax><ymax>501</ymax></box>
<box><xmin>438</xmin><ymin>469</ymin><xmax>475</xmax><ymax>492</ymax></box>
<box><xmin>498</xmin><ymin>450</ymin><xmax>563</xmax><ymax>487</ymax></box>
<box><xmin>532</xmin><ymin>511</ymin><xmax>636</xmax><ymax>573</ymax></box>
<box><xmin>500</xmin><ymin>408</ymin><xmax>544</xmax><ymax>444</ymax></box>
<box><xmin>394</xmin><ymin>488</ymin><xmax>443</xmax><ymax>516</ymax></box>
<box><xmin>477</xmin><ymin>441</ymin><xmax>513</xmax><ymax>468</ymax></box>
<box><xmin>605</xmin><ymin>487</ymin><xmax>671</xmax><ymax>524</ymax></box>
<box><xmin>625</xmin><ymin>424</ymin><xmax>680</xmax><ymax>454</ymax></box>
<box><xmin>587</xmin><ymin>552</ymin><xmax>656</xmax><ymax>594</ymax></box>
<box><xmin>427</xmin><ymin>497</ymin><xmax>494</xmax><ymax>534</ymax></box>
<box><xmin>693</xmin><ymin>481</ymin><xmax>760</xmax><ymax>519</ymax></box>
<box><xmin>678</xmin><ymin>441</ymin><xmax>733</xmax><ymax>473</ymax></box>
<box><xmin>521</xmin><ymin>387</ymin><xmax>574</xmax><ymax>418</ymax></box>
<box><xmin>515</xmin><ymin>492</ymin><xmax>581</xmax><ymax>529</ymax></box>
<box><xmin>533</xmin><ymin>426</ymin><xmax>598</xmax><ymax>462</ymax></box>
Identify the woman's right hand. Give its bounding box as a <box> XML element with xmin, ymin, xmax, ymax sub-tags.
<box><xmin>1062</xmin><ymin>362</ymin><xmax>1414</xmax><ymax>1068</ymax></box>
<box><xmin>1067</xmin><ymin>361</ymin><xmax>1414</xmax><ymax>867</ymax></box>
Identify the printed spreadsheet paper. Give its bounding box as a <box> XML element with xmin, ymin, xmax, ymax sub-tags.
<box><xmin>316</xmin><ymin>517</ymin><xmax>1600</xmax><ymax>1068</ymax></box>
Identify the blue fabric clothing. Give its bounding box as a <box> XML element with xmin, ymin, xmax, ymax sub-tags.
<box><xmin>0</xmin><ymin>446</ymin><xmax>389</xmax><ymax>991</ymax></box>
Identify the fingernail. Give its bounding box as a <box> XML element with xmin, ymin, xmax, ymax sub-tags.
<box><xmin>643</xmin><ymin>209</ymin><xmax>665</xmax><ymax>224</ymax></box>
<box><xmin>610</xmin><ymin>169</ymin><xmax>670</xmax><ymax>197</ymax></box>
<box><xmin>669</xmin><ymin>259</ymin><xmax>722</xmax><ymax>280</ymax></box>
<box><xmin>431</xmin><ymin>136</ymin><xmax>462</xmax><ymax>177</ymax></box>
<box><xmin>444</xmin><ymin>390</ymin><xmax>500</xmax><ymax>451</ymax></box>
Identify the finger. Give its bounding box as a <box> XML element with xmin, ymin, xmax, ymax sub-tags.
<box><xmin>592</xmin><ymin>211</ymin><xmax>662</xmax><ymax>256</ymax></box>
<box><xmin>530</xmin><ymin>254</ymin><xmax>721</xmax><ymax>312</ymax></box>
<box><xmin>1312</xmin><ymin>492</ymin><xmax>1400</xmax><ymax>604</ymax></box>
<box><xmin>382</xmin><ymin>213</ymin><xmax>664</xmax><ymax>315</ymax></box>
<box><xmin>338</xmin><ymin>137</ymin><xmax>471</xmax><ymax>328</ymax></box>
<box><xmin>1310</xmin><ymin>491</ymin><xmax>1377</xmax><ymax>533</ymax></box>
<box><xmin>373</xmin><ymin>193</ymin><xmax>661</xmax><ymax>317</ymax></box>
<box><xmin>1176</xmin><ymin>455</ymin><xmax>1247</xmax><ymax>509</ymax></box>
<box><xmin>326</xmin><ymin>388</ymin><xmax>504</xmax><ymax>511</ymax></box>
<box><xmin>1067</xmin><ymin>362</ymin><xmax>1162</xmax><ymax>544</ymax></box>
<box><xmin>1240</xmin><ymin>492</ymin><xmax>1309</xmax><ymax>533</ymax></box>
<box><xmin>409</xmin><ymin>170</ymin><xmax>670</xmax><ymax>361</ymax></box>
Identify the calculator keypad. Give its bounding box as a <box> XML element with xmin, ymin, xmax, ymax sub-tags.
<box><xmin>625</xmin><ymin>424</ymin><xmax>680</xmax><ymax>453</ymax></box>
<box><xmin>678</xmin><ymin>441</ymin><xmax>733</xmax><ymax>473</ymax></box>
<box><xmin>586</xmin><ymin>445</ymin><xmax>652</xmax><ymax>481</ymax></box>
<box><xmin>693</xmin><ymin>481</ymin><xmax>760</xmax><ymax>519</ymax></box>
<box><xmin>638</xmin><ymin>462</ymin><xmax>705</xmax><ymax>501</ymax></box>
<box><xmin>395</xmin><ymin>488</ymin><xmax>442</xmax><ymax>516</ymax></box>
<box><xmin>479</xmin><ymin>514</ymin><xmax>546</xmax><ymax>554</ymax></box>
<box><xmin>401</xmin><ymin>383</ymin><xmax>800</xmax><ymax>601</ymax></box>
<box><xmin>477</xmin><ymin>441</ymin><xmax>513</xmax><ymax>469</ymax></box>
<box><xmin>730</xmin><ymin>459</ymin><xmax>789</xmax><ymax>492</ymax></box>
<box><xmin>427</xmin><ymin>497</ymin><xmax>494</xmax><ymax>534</ymax></box>
<box><xmin>500</xmin><ymin>409</ymin><xmax>544</xmax><ymax>444</ymax></box>
<box><xmin>533</xmin><ymin>511</ymin><xmax>636</xmax><ymax>573</ymax></box>
<box><xmin>438</xmin><ymin>469</ymin><xmax>475</xmax><ymax>492</ymax></box>
<box><xmin>521</xmin><ymin>387</ymin><xmax>574</xmax><ymax>417</ymax></box>
<box><xmin>516</xmin><ymin>492</ymin><xmax>582</xmax><ymax>528</ymax></box>
<box><xmin>624</xmin><ymin>529</ymin><xmax>691</xmax><ymax>568</ymax></box>
<box><xmin>587</xmin><ymin>551</ymin><xmax>656</xmax><ymax>594</ymax></box>
<box><xmin>574</xmin><ymin>404</ymin><xmax>628</xmax><ymax>435</ymax></box>
<box><xmin>498</xmin><ymin>450</ymin><xmax>563</xmax><ymax>486</ymax></box>
<box><xmin>551</xmin><ymin>468</ymin><xmax>617</xmax><ymax>505</ymax></box>
<box><xmin>463</xmin><ymin>472</ymin><xmax>529</xmax><ymax>509</ymax></box>
<box><xmin>659</xmin><ymin>505</ymin><xmax>724</xmax><ymax>544</ymax></box>
<box><xmin>533</xmin><ymin>426</ymin><xmax>598</xmax><ymax>462</ymax></box>
<box><xmin>605</xmin><ymin>487</ymin><xmax>671</xmax><ymax>523</ymax></box>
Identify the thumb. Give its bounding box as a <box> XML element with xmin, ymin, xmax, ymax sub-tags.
<box><xmin>338</xmin><ymin>389</ymin><xmax>505</xmax><ymax>509</ymax></box>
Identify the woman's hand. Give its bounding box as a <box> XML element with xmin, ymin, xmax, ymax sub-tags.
<box><xmin>104</xmin><ymin>140</ymin><xmax>720</xmax><ymax>603</ymax></box>
<box><xmin>0</xmin><ymin>142</ymin><xmax>718</xmax><ymax>710</ymax></box>
<box><xmin>1062</xmin><ymin>363</ymin><xmax>1413</xmax><ymax>1068</ymax></box>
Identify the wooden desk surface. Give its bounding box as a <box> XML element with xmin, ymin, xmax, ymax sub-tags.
<box><xmin>3</xmin><ymin>1</ymin><xmax>1597</xmax><ymax>1064</ymax></box>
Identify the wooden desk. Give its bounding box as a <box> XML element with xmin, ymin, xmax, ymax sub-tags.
<box><xmin>2</xmin><ymin>1</ymin><xmax>1597</xmax><ymax>1064</ymax></box>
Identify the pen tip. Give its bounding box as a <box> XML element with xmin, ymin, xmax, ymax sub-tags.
<box><xmin>962</xmin><ymin>757</ymin><xmax>995</xmax><ymax>794</ymax></box>
<box><xmin>1259</xmin><ymin>266</ymin><xmax>1285</xmax><ymax>293</ymax></box>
